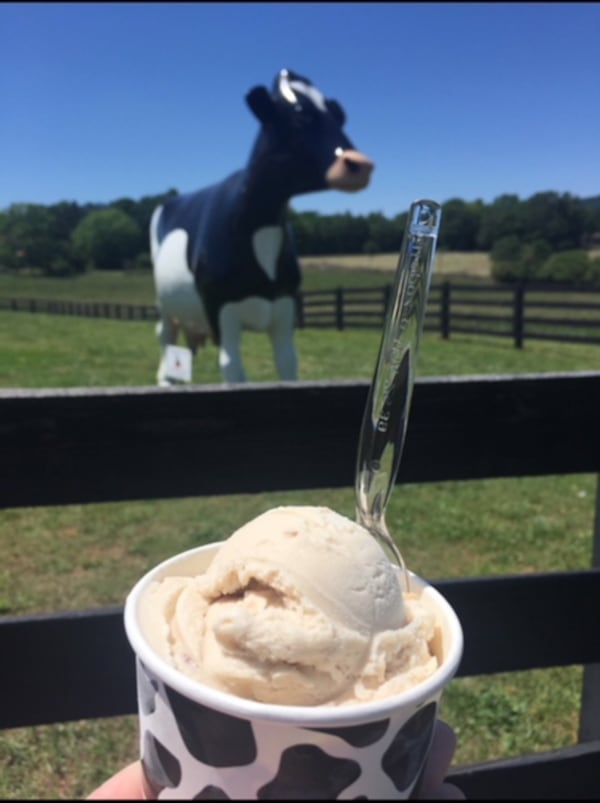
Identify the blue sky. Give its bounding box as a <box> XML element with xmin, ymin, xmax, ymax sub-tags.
<box><xmin>2</xmin><ymin>2</ymin><xmax>599</xmax><ymax>218</ymax></box>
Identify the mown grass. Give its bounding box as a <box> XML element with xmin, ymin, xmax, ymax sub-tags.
<box><xmin>1</xmin><ymin>312</ymin><xmax>599</xmax><ymax>389</ymax></box>
<box><xmin>1</xmin><ymin>265</ymin><xmax>599</xmax><ymax>798</ymax></box>
<box><xmin>301</xmin><ymin>249</ymin><xmax>496</xmax><ymax>280</ymax></box>
<box><xmin>0</xmin><ymin>251</ymin><xmax>494</xmax><ymax>305</ymax></box>
<box><xmin>300</xmin><ymin>248</ymin><xmax>600</xmax><ymax>279</ymax></box>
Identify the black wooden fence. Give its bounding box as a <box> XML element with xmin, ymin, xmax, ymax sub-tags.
<box><xmin>1</xmin><ymin>372</ymin><xmax>600</xmax><ymax>799</ymax></box>
<box><xmin>0</xmin><ymin>297</ymin><xmax>158</xmax><ymax>320</ymax></box>
<box><xmin>297</xmin><ymin>282</ymin><xmax>600</xmax><ymax>348</ymax></box>
<box><xmin>2</xmin><ymin>281</ymin><xmax>600</xmax><ymax>347</ymax></box>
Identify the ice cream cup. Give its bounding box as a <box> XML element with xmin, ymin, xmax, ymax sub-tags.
<box><xmin>124</xmin><ymin>542</ymin><xmax>463</xmax><ymax>800</ymax></box>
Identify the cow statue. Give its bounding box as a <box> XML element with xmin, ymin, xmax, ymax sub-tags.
<box><xmin>150</xmin><ymin>68</ymin><xmax>374</xmax><ymax>385</ymax></box>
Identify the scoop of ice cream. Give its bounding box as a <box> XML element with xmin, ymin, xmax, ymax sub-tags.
<box><xmin>142</xmin><ymin>505</ymin><xmax>438</xmax><ymax>706</ymax></box>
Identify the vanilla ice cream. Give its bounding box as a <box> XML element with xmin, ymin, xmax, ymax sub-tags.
<box><xmin>140</xmin><ymin>505</ymin><xmax>438</xmax><ymax>707</ymax></box>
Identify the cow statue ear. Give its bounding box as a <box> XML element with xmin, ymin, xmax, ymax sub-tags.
<box><xmin>246</xmin><ymin>86</ymin><xmax>277</xmax><ymax>123</ymax></box>
<box><xmin>326</xmin><ymin>98</ymin><xmax>346</xmax><ymax>127</ymax></box>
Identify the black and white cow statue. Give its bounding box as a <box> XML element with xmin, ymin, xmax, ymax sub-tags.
<box><xmin>150</xmin><ymin>68</ymin><xmax>374</xmax><ymax>385</ymax></box>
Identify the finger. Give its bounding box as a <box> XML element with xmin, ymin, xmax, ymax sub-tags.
<box><xmin>418</xmin><ymin>719</ymin><xmax>465</xmax><ymax>800</ymax></box>
<box><xmin>87</xmin><ymin>760</ymin><xmax>145</xmax><ymax>800</ymax></box>
<box><xmin>427</xmin><ymin>780</ymin><xmax>467</xmax><ymax>800</ymax></box>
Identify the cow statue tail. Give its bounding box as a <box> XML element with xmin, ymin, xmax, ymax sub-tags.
<box><xmin>149</xmin><ymin>206</ymin><xmax>163</xmax><ymax>264</ymax></box>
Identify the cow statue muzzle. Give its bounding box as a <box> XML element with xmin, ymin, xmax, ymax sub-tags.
<box><xmin>326</xmin><ymin>147</ymin><xmax>374</xmax><ymax>192</ymax></box>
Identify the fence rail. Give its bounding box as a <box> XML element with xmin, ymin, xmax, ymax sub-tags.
<box><xmin>298</xmin><ymin>282</ymin><xmax>600</xmax><ymax>347</ymax></box>
<box><xmin>2</xmin><ymin>280</ymin><xmax>600</xmax><ymax>347</ymax></box>
<box><xmin>0</xmin><ymin>297</ymin><xmax>159</xmax><ymax>320</ymax></box>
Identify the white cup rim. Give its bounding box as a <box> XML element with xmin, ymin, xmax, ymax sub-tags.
<box><xmin>124</xmin><ymin>542</ymin><xmax>463</xmax><ymax>727</ymax></box>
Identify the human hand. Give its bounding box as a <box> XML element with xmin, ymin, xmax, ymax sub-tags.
<box><xmin>88</xmin><ymin>719</ymin><xmax>465</xmax><ymax>799</ymax></box>
<box><xmin>418</xmin><ymin>718</ymin><xmax>465</xmax><ymax>799</ymax></box>
<box><xmin>87</xmin><ymin>760</ymin><xmax>144</xmax><ymax>799</ymax></box>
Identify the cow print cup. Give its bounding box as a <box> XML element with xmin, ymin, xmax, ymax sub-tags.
<box><xmin>124</xmin><ymin>543</ymin><xmax>463</xmax><ymax>800</ymax></box>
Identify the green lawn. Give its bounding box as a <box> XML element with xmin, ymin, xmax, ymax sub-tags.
<box><xmin>1</xmin><ymin>310</ymin><xmax>599</xmax><ymax>389</ymax></box>
<box><xmin>0</xmin><ymin>253</ymin><xmax>493</xmax><ymax>304</ymax></box>
<box><xmin>1</xmin><ymin>279</ymin><xmax>599</xmax><ymax>798</ymax></box>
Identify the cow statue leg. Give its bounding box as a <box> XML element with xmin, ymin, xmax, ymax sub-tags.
<box><xmin>152</xmin><ymin>210</ymin><xmax>213</xmax><ymax>386</ymax></box>
<box><xmin>218</xmin><ymin>303</ymin><xmax>246</xmax><ymax>383</ymax></box>
<box><xmin>268</xmin><ymin>296</ymin><xmax>298</xmax><ymax>380</ymax></box>
<box><xmin>155</xmin><ymin>316</ymin><xmax>180</xmax><ymax>386</ymax></box>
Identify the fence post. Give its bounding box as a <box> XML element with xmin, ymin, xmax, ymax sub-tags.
<box><xmin>513</xmin><ymin>282</ymin><xmax>525</xmax><ymax>349</ymax></box>
<box><xmin>579</xmin><ymin>473</ymin><xmax>600</xmax><ymax>742</ymax></box>
<box><xmin>335</xmin><ymin>287</ymin><xmax>344</xmax><ymax>330</ymax></box>
<box><xmin>441</xmin><ymin>281</ymin><xmax>451</xmax><ymax>339</ymax></box>
<box><xmin>383</xmin><ymin>284</ymin><xmax>392</xmax><ymax>321</ymax></box>
<box><xmin>295</xmin><ymin>293</ymin><xmax>305</xmax><ymax>329</ymax></box>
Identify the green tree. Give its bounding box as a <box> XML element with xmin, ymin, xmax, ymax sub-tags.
<box><xmin>288</xmin><ymin>210</ymin><xmax>322</xmax><ymax>254</ymax></box>
<box><xmin>71</xmin><ymin>208</ymin><xmax>142</xmax><ymax>270</ymax></box>
<box><xmin>0</xmin><ymin>203</ymin><xmax>70</xmax><ymax>272</ymax></box>
<box><xmin>491</xmin><ymin>235</ymin><xmax>522</xmax><ymax>261</ymax></box>
<box><xmin>490</xmin><ymin>234</ymin><xmax>524</xmax><ymax>282</ymax></box>
<box><xmin>477</xmin><ymin>194</ymin><xmax>524</xmax><ymax>250</ymax></box>
<box><xmin>588</xmin><ymin>257</ymin><xmax>600</xmax><ymax>283</ymax></box>
<box><xmin>490</xmin><ymin>236</ymin><xmax>554</xmax><ymax>282</ymax></box>
<box><xmin>47</xmin><ymin>201</ymin><xmax>87</xmax><ymax>274</ymax></box>
<box><xmin>537</xmin><ymin>250</ymin><xmax>592</xmax><ymax>283</ymax></box>
<box><xmin>364</xmin><ymin>211</ymin><xmax>401</xmax><ymax>253</ymax></box>
<box><xmin>0</xmin><ymin>210</ymin><xmax>17</xmax><ymax>268</ymax></box>
<box><xmin>439</xmin><ymin>198</ymin><xmax>483</xmax><ymax>251</ymax></box>
<box><xmin>519</xmin><ymin>239</ymin><xmax>552</xmax><ymax>280</ymax></box>
<box><xmin>522</xmin><ymin>192</ymin><xmax>586</xmax><ymax>251</ymax></box>
<box><xmin>581</xmin><ymin>197</ymin><xmax>600</xmax><ymax>244</ymax></box>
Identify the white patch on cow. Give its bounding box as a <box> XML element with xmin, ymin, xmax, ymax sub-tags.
<box><xmin>218</xmin><ymin>295</ymin><xmax>297</xmax><ymax>383</ymax></box>
<box><xmin>152</xmin><ymin>221</ymin><xmax>211</xmax><ymax>384</ymax></box>
<box><xmin>252</xmin><ymin>226</ymin><xmax>282</xmax><ymax>281</ymax></box>
<box><xmin>280</xmin><ymin>78</ymin><xmax>297</xmax><ymax>104</ymax></box>
<box><xmin>290</xmin><ymin>80</ymin><xmax>327</xmax><ymax>112</ymax></box>
<box><xmin>153</xmin><ymin>228</ymin><xmax>209</xmax><ymax>335</ymax></box>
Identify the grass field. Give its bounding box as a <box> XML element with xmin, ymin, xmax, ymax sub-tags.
<box><xmin>0</xmin><ymin>250</ymin><xmax>496</xmax><ymax>305</ymax></box>
<box><xmin>2</xmin><ymin>247</ymin><xmax>599</xmax><ymax>295</ymax></box>
<box><xmin>1</xmin><ymin>260</ymin><xmax>599</xmax><ymax>798</ymax></box>
<box><xmin>1</xmin><ymin>310</ymin><xmax>600</xmax><ymax>389</ymax></box>
<box><xmin>301</xmin><ymin>249</ymin><xmax>496</xmax><ymax>279</ymax></box>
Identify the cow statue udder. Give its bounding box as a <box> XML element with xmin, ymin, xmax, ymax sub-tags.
<box><xmin>150</xmin><ymin>68</ymin><xmax>374</xmax><ymax>385</ymax></box>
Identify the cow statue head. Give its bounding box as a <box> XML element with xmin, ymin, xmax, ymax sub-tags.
<box><xmin>245</xmin><ymin>69</ymin><xmax>374</xmax><ymax>199</ymax></box>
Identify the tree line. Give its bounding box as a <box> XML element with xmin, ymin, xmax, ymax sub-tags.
<box><xmin>1</xmin><ymin>189</ymin><xmax>599</xmax><ymax>282</ymax></box>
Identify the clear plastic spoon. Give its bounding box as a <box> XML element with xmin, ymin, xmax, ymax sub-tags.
<box><xmin>355</xmin><ymin>199</ymin><xmax>442</xmax><ymax>589</ymax></box>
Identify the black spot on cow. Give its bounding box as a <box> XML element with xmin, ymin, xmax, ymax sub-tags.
<box><xmin>257</xmin><ymin>743</ymin><xmax>360</xmax><ymax>799</ymax></box>
<box><xmin>305</xmin><ymin>717</ymin><xmax>389</xmax><ymax>747</ymax></box>
<box><xmin>165</xmin><ymin>684</ymin><xmax>257</xmax><ymax>767</ymax></box>
<box><xmin>138</xmin><ymin>661</ymin><xmax>160</xmax><ymax>715</ymax></box>
<box><xmin>141</xmin><ymin>730</ymin><xmax>182</xmax><ymax>796</ymax></box>
<box><xmin>382</xmin><ymin>701</ymin><xmax>437</xmax><ymax>793</ymax></box>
